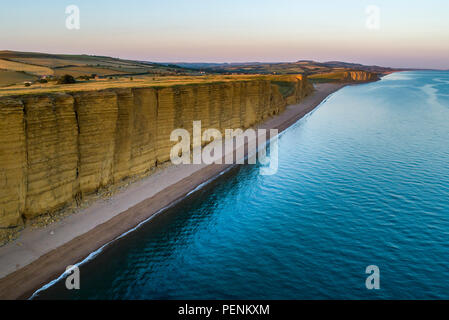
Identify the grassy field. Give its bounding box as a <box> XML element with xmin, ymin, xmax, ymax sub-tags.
<box><xmin>0</xmin><ymin>70</ymin><xmax>36</xmax><ymax>86</ymax></box>
<box><xmin>53</xmin><ymin>66</ymin><xmax>129</xmax><ymax>77</ymax></box>
<box><xmin>0</xmin><ymin>74</ymin><xmax>304</xmax><ymax>97</ymax></box>
<box><xmin>0</xmin><ymin>50</ymin><xmax>210</xmax><ymax>88</ymax></box>
<box><xmin>308</xmin><ymin>71</ymin><xmax>348</xmax><ymax>82</ymax></box>
<box><xmin>0</xmin><ymin>51</ymin><xmax>199</xmax><ymax>78</ymax></box>
<box><xmin>0</xmin><ymin>59</ymin><xmax>53</xmax><ymax>76</ymax></box>
<box><xmin>175</xmin><ymin>60</ymin><xmax>396</xmax><ymax>76</ymax></box>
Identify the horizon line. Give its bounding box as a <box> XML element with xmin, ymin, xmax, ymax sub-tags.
<box><xmin>1</xmin><ymin>49</ymin><xmax>447</xmax><ymax>71</ymax></box>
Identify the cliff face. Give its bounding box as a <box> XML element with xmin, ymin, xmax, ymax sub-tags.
<box><xmin>0</xmin><ymin>99</ymin><xmax>26</xmax><ymax>227</ymax></box>
<box><xmin>0</xmin><ymin>76</ymin><xmax>313</xmax><ymax>227</ymax></box>
<box><xmin>343</xmin><ymin>71</ymin><xmax>379</xmax><ymax>82</ymax></box>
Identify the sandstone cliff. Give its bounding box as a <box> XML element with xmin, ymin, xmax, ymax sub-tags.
<box><xmin>342</xmin><ymin>71</ymin><xmax>379</xmax><ymax>82</ymax></box>
<box><xmin>308</xmin><ymin>70</ymin><xmax>380</xmax><ymax>83</ymax></box>
<box><xmin>0</xmin><ymin>76</ymin><xmax>313</xmax><ymax>228</ymax></box>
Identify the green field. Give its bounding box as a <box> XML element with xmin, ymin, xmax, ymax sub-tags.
<box><xmin>0</xmin><ymin>50</ymin><xmax>201</xmax><ymax>79</ymax></box>
<box><xmin>0</xmin><ymin>70</ymin><xmax>36</xmax><ymax>86</ymax></box>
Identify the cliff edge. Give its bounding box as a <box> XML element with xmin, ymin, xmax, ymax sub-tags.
<box><xmin>0</xmin><ymin>75</ymin><xmax>313</xmax><ymax>229</ymax></box>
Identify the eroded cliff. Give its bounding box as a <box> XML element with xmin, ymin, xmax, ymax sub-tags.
<box><xmin>343</xmin><ymin>71</ymin><xmax>379</xmax><ymax>82</ymax></box>
<box><xmin>0</xmin><ymin>76</ymin><xmax>313</xmax><ymax>228</ymax></box>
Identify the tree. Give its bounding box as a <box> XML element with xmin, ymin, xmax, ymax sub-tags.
<box><xmin>57</xmin><ymin>74</ymin><xmax>76</xmax><ymax>84</ymax></box>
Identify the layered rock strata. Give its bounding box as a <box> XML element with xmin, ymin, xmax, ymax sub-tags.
<box><xmin>0</xmin><ymin>76</ymin><xmax>313</xmax><ymax>227</ymax></box>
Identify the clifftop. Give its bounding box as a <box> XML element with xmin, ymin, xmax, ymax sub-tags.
<box><xmin>0</xmin><ymin>74</ymin><xmax>303</xmax><ymax>97</ymax></box>
<box><xmin>308</xmin><ymin>70</ymin><xmax>380</xmax><ymax>83</ymax></box>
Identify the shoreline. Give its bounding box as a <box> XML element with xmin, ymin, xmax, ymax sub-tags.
<box><xmin>0</xmin><ymin>82</ymin><xmax>346</xmax><ymax>299</ymax></box>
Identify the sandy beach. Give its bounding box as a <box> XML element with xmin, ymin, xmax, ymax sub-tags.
<box><xmin>0</xmin><ymin>82</ymin><xmax>345</xmax><ymax>299</ymax></box>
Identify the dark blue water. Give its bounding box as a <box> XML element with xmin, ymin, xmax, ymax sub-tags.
<box><xmin>36</xmin><ymin>71</ymin><xmax>449</xmax><ymax>299</ymax></box>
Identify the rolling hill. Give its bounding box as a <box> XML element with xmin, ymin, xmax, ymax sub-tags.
<box><xmin>170</xmin><ymin>60</ymin><xmax>398</xmax><ymax>75</ymax></box>
<box><xmin>0</xmin><ymin>50</ymin><xmax>399</xmax><ymax>89</ymax></box>
<box><xmin>0</xmin><ymin>51</ymin><xmax>200</xmax><ymax>87</ymax></box>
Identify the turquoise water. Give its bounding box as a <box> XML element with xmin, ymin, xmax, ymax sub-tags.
<box><xmin>36</xmin><ymin>71</ymin><xmax>449</xmax><ymax>299</ymax></box>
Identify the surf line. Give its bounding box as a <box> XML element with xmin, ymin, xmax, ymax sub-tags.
<box><xmin>29</xmin><ymin>162</ymin><xmax>239</xmax><ymax>299</ymax></box>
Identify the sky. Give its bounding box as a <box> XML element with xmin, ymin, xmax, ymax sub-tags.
<box><xmin>1</xmin><ymin>0</ymin><xmax>448</xmax><ymax>69</ymax></box>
